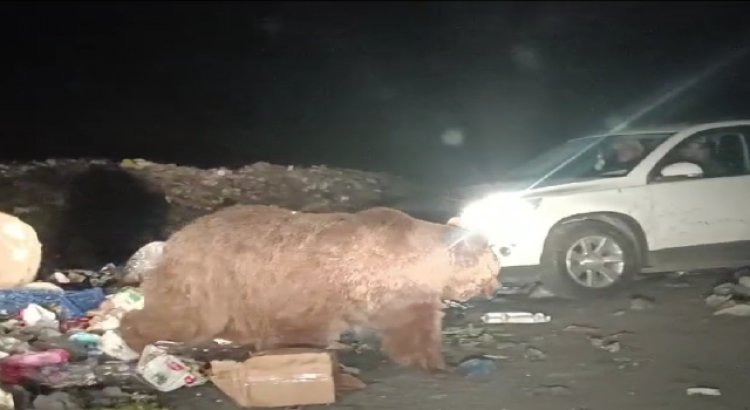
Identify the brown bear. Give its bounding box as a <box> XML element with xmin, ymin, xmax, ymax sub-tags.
<box><xmin>119</xmin><ymin>205</ymin><xmax>499</xmax><ymax>371</ymax></box>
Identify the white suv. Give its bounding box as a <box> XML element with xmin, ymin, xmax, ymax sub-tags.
<box><xmin>454</xmin><ymin>120</ymin><xmax>750</xmax><ymax>298</ymax></box>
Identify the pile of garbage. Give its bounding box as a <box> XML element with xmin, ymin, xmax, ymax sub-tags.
<box><xmin>0</xmin><ymin>158</ymin><xmax>418</xmax><ymax>269</ymax></box>
<box><xmin>0</xmin><ymin>219</ymin><xmax>364</xmax><ymax>410</ymax></box>
<box><xmin>0</xmin><ymin>265</ymin><xmax>172</xmax><ymax>409</ymax></box>
<box><xmin>705</xmin><ymin>269</ymin><xmax>750</xmax><ymax>317</ymax></box>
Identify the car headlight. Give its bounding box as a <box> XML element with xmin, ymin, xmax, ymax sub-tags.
<box><xmin>458</xmin><ymin>192</ymin><xmax>542</xmax><ymax>245</ymax></box>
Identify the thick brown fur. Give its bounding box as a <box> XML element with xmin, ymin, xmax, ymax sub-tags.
<box><xmin>120</xmin><ymin>205</ymin><xmax>499</xmax><ymax>371</ymax></box>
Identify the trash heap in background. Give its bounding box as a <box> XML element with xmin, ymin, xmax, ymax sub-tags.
<box><xmin>0</xmin><ymin>159</ymin><xmax>418</xmax><ymax>269</ymax></box>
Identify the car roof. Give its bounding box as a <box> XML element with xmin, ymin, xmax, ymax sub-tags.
<box><xmin>611</xmin><ymin>123</ymin><xmax>692</xmax><ymax>135</ymax></box>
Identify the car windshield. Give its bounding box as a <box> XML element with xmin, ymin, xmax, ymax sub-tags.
<box><xmin>506</xmin><ymin>132</ymin><xmax>674</xmax><ymax>188</ymax></box>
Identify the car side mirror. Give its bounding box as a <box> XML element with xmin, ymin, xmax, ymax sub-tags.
<box><xmin>660</xmin><ymin>162</ymin><xmax>704</xmax><ymax>178</ymax></box>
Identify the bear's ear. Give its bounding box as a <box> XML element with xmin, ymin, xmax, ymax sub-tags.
<box><xmin>445</xmin><ymin>226</ymin><xmax>489</xmax><ymax>268</ymax></box>
<box><xmin>443</xmin><ymin>225</ymin><xmax>469</xmax><ymax>248</ymax></box>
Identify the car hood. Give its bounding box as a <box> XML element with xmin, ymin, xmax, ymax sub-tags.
<box><xmin>460</xmin><ymin>177</ymin><xmax>637</xmax><ymax>201</ymax></box>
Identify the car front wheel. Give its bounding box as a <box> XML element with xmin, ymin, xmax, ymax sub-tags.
<box><xmin>540</xmin><ymin>220</ymin><xmax>640</xmax><ymax>299</ymax></box>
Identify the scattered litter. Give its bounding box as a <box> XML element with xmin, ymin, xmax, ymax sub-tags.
<box><xmin>136</xmin><ymin>344</ymin><xmax>207</xmax><ymax>392</ymax></box>
<box><xmin>481</xmin><ymin>312</ymin><xmax>551</xmax><ymax>324</ymax></box>
<box><xmin>0</xmin><ymin>349</ymin><xmax>70</xmax><ymax>384</ymax></box>
<box><xmin>456</xmin><ymin>357</ymin><xmax>497</xmax><ymax>380</ymax></box>
<box><xmin>563</xmin><ymin>324</ymin><xmax>599</xmax><ymax>334</ymax></box>
<box><xmin>211</xmin><ymin>348</ymin><xmax>336</xmax><ymax>408</ymax></box>
<box><xmin>442</xmin><ymin>324</ymin><xmax>485</xmax><ymax>337</ymax></box>
<box><xmin>532</xmin><ymin>384</ymin><xmax>571</xmax><ymax>396</ymax></box>
<box><xmin>49</xmin><ymin>266</ymin><xmax>120</xmax><ymax>290</ymax></box>
<box><xmin>481</xmin><ymin>354</ymin><xmax>510</xmax><ymax>360</ymax></box>
<box><xmin>0</xmin><ymin>287</ymin><xmax>105</xmax><ymax>319</ymax></box>
<box><xmin>493</xmin><ymin>284</ymin><xmax>528</xmax><ymax>296</ymax></box>
<box><xmin>714</xmin><ymin>304</ymin><xmax>750</xmax><ymax>317</ymax></box>
<box><xmin>99</xmin><ymin>330</ymin><xmax>139</xmax><ymax>362</ymax></box>
<box><xmin>523</xmin><ymin>346</ymin><xmax>546</xmax><ymax>361</ymax></box>
<box><xmin>443</xmin><ymin>300</ymin><xmax>472</xmax><ymax>310</ymax></box>
<box><xmin>109</xmin><ymin>288</ymin><xmax>145</xmax><ymax>311</ymax></box>
<box><xmin>0</xmin><ymin>388</ymin><xmax>13</xmax><ymax>408</ymax></box>
<box><xmin>629</xmin><ymin>295</ymin><xmax>655</xmax><ymax>311</ymax></box>
<box><xmin>614</xmin><ymin>357</ymin><xmax>639</xmax><ymax>370</ymax></box>
<box><xmin>122</xmin><ymin>241</ymin><xmax>166</xmax><ymax>285</ymax></box>
<box><xmin>686</xmin><ymin>387</ymin><xmax>721</xmax><ymax>396</ymax></box>
<box><xmin>495</xmin><ymin>341</ymin><xmax>519</xmax><ymax>350</ymax></box>
<box><xmin>339</xmin><ymin>364</ymin><xmax>361</xmax><ymax>375</ymax></box>
<box><xmin>20</xmin><ymin>303</ymin><xmax>58</xmax><ymax>328</ymax></box>
<box><xmin>68</xmin><ymin>332</ymin><xmax>101</xmax><ymax>350</ymax></box>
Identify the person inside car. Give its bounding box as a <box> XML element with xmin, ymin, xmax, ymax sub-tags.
<box><xmin>593</xmin><ymin>139</ymin><xmax>645</xmax><ymax>176</ymax></box>
<box><xmin>676</xmin><ymin>138</ymin><xmax>728</xmax><ymax>178</ymax></box>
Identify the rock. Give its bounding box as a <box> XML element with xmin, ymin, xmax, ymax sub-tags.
<box><xmin>524</xmin><ymin>346</ymin><xmax>546</xmax><ymax>361</ymax></box>
<box><xmin>101</xmin><ymin>386</ymin><xmax>129</xmax><ymax>398</ymax></box>
<box><xmin>456</xmin><ymin>358</ymin><xmax>497</xmax><ymax>381</ymax></box>
<box><xmin>33</xmin><ymin>392</ymin><xmax>82</xmax><ymax>410</ymax></box>
<box><xmin>713</xmin><ymin>282</ymin><xmax>735</xmax><ymax>296</ymax></box>
<box><xmin>589</xmin><ymin>336</ymin><xmax>621</xmax><ymax>353</ymax></box>
<box><xmin>21</xmin><ymin>281</ymin><xmax>64</xmax><ymax>292</ymax></box>
<box><xmin>733</xmin><ymin>267</ymin><xmax>750</xmax><ymax>280</ymax></box>
<box><xmin>527</xmin><ymin>284</ymin><xmax>556</xmax><ymax>299</ymax></box>
<box><xmin>0</xmin><ymin>319</ymin><xmax>21</xmax><ymax>333</ymax></box>
<box><xmin>739</xmin><ymin>276</ymin><xmax>750</xmax><ymax>289</ymax></box>
<box><xmin>442</xmin><ymin>324</ymin><xmax>485</xmax><ymax>338</ymax></box>
<box><xmin>731</xmin><ymin>283</ymin><xmax>750</xmax><ymax>298</ymax></box>
<box><xmin>629</xmin><ymin>295</ymin><xmax>655</xmax><ymax>311</ymax></box>
<box><xmin>602</xmin><ymin>340</ymin><xmax>621</xmax><ymax>353</ymax></box>
<box><xmin>705</xmin><ymin>294</ymin><xmax>732</xmax><ymax>309</ymax></box>
<box><xmin>478</xmin><ymin>333</ymin><xmax>496</xmax><ymax>345</ymax></box>
<box><xmin>28</xmin><ymin>326</ymin><xmax>63</xmax><ymax>341</ymax></box>
<box><xmin>714</xmin><ymin>304</ymin><xmax>750</xmax><ymax>317</ymax></box>
<box><xmin>0</xmin><ymin>336</ymin><xmax>30</xmax><ymax>354</ymax></box>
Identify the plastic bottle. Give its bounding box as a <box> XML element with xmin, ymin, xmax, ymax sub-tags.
<box><xmin>480</xmin><ymin>311</ymin><xmax>551</xmax><ymax>324</ymax></box>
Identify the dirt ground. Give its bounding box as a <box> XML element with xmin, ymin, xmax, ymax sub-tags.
<box><xmin>160</xmin><ymin>272</ymin><xmax>750</xmax><ymax>410</ymax></box>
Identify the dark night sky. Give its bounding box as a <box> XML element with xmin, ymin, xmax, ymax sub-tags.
<box><xmin>3</xmin><ymin>1</ymin><xmax>750</xmax><ymax>185</ymax></box>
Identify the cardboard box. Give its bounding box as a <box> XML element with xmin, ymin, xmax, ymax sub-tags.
<box><xmin>210</xmin><ymin>348</ymin><xmax>336</xmax><ymax>408</ymax></box>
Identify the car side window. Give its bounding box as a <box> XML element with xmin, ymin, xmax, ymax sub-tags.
<box><xmin>651</xmin><ymin>128</ymin><xmax>750</xmax><ymax>182</ymax></box>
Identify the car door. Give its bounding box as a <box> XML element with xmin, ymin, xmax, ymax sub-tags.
<box><xmin>646</xmin><ymin>127</ymin><xmax>750</xmax><ymax>255</ymax></box>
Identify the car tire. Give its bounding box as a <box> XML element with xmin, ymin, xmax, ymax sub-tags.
<box><xmin>540</xmin><ymin>220</ymin><xmax>640</xmax><ymax>299</ymax></box>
